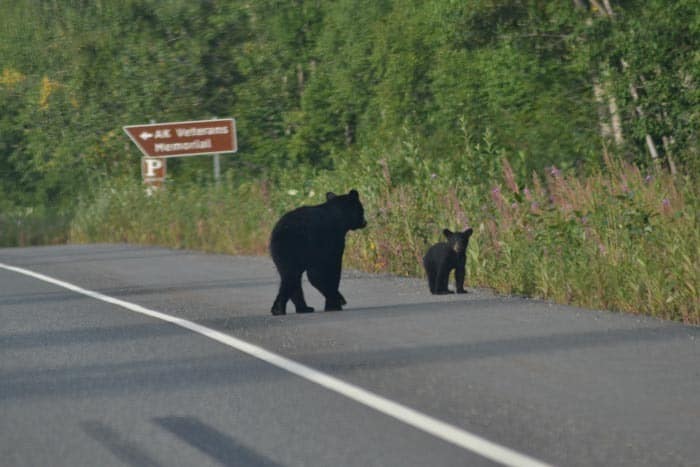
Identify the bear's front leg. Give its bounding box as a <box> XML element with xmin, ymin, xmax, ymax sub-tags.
<box><xmin>455</xmin><ymin>263</ymin><xmax>467</xmax><ymax>294</ymax></box>
<box><xmin>307</xmin><ymin>259</ymin><xmax>344</xmax><ymax>311</ymax></box>
<box><xmin>434</xmin><ymin>265</ymin><xmax>454</xmax><ymax>294</ymax></box>
<box><xmin>324</xmin><ymin>290</ymin><xmax>346</xmax><ymax>311</ymax></box>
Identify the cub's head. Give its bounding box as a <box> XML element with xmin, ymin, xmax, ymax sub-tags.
<box><xmin>443</xmin><ymin>227</ymin><xmax>473</xmax><ymax>254</ymax></box>
<box><xmin>326</xmin><ymin>189</ymin><xmax>367</xmax><ymax>231</ymax></box>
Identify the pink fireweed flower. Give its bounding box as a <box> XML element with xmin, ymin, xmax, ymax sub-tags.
<box><xmin>491</xmin><ymin>187</ymin><xmax>504</xmax><ymax>209</ymax></box>
<box><xmin>549</xmin><ymin>166</ymin><xmax>561</xmax><ymax>177</ymax></box>
<box><xmin>661</xmin><ymin>198</ymin><xmax>672</xmax><ymax>215</ymax></box>
<box><xmin>502</xmin><ymin>158</ymin><xmax>519</xmax><ymax>193</ymax></box>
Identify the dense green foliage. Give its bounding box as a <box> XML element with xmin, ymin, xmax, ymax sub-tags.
<box><xmin>1</xmin><ymin>1</ymin><xmax>698</xmax><ymax>321</ymax></box>
<box><xmin>2</xmin><ymin>0</ymin><xmax>698</xmax><ymax>208</ymax></box>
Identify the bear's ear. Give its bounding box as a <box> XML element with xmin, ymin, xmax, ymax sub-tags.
<box><xmin>443</xmin><ymin>228</ymin><xmax>453</xmax><ymax>238</ymax></box>
<box><xmin>326</xmin><ymin>192</ymin><xmax>337</xmax><ymax>201</ymax></box>
<box><xmin>348</xmin><ymin>189</ymin><xmax>359</xmax><ymax>199</ymax></box>
<box><xmin>464</xmin><ymin>227</ymin><xmax>474</xmax><ymax>238</ymax></box>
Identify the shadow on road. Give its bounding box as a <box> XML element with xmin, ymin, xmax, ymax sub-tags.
<box><xmin>297</xmin><ymin>324</ymin><xmax>697</xmax><ymax>374</ymax></box>
<box><xmin>154</xmin><ymin>416</ymin><xmax>282</xmax><ymax>467</ymax></box>
<box><xmin>82</xmin><ymin>420</ymin><xmax>164</xmax><ymax>467</ymax></box>
<box><xmin>0</xmin><ymin>355</ymin><xmax>287</xmax><ymax>401</ymax></box>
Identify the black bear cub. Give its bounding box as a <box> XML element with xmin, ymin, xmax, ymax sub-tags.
<box><xmin>423</xmin><ymin>228</ymin><xmax>473</xmax><ymax>295</ymax></box>
<box><xmin>270</xmin><ymin>189</ymin><xmax>367</xmax><ymax>315</ymax></box>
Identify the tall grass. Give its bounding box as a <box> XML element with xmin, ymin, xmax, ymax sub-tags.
<box><xmin>0</xmin><ymin>206</ymin><xmax>70</xmax><ymax>247</ymax></box>
<box><xmin>467</xmin><ymin>154</ymin><xmax>698</xmax><ymax>323</ymax></box>
<box><xmin>70</xmin><ymin>175</ymin><xmax>276</xmax><ymax>256</ymax></box>
<box><xmin>70</xmin><ymin>151</ymin><xmax>699</xmax><ymax>324</ymax></box>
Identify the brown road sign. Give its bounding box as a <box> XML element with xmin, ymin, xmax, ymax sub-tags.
<box><xmin>123</xmin><ymin>118</ymin><xmax>237</xmax><ymax>158</ymax></box>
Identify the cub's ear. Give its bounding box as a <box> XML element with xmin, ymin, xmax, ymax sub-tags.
<box><xmin>464</xmin><ymin>227</ymin><xmax>474</xmax><ymax>238</ymax></box>
<box><xmin>443</xmin><ymin>228</ymin><xmax>453</xmax><ymax>238</ymax></box>
<box><xmin>326</xmin><ymin>192</ymin><xmax>337</xmax><ymax>201</ymax></box>
<box><xmin>348</xmin><ymin>189</ymin><xmax>359</xmax><ymax>199</ymax></box>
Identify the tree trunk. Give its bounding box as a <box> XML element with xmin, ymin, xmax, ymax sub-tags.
<box><xmin>623</xmin><ymin>60</ymin><xmax>663</xmax><ymax>164</ymax></box>
<box><xmin>601</xmin><ymin>0</ymin><xmax>615</xmax><ymax>17</ymax></box>
<box><xmin>577</xmin><ymin>1</ymin><xmax>623</xmax><ymax>146</ymax></box>
<box><xmin>588</xmin><ymin>0</ymin><xmax>606</xmax><ymax>15</ymax></box>
<box><xmin>593</xmin><ymin>79</ymin><xmax>612</xmax><ymax>140</ymax></box>
<box><xmin>297</xmin><ymin>63</ymin><xmax>305</xmax><ymax>94</ymax></box>
<box><xmin>662</xmin><ymin>136</ymin><xmax>678</xmax><ymax>175</ymax></box>
<box><xmin>607</xmin><ymin>91</ymin><xmax>624</xmax><ymax>146</ymax></box>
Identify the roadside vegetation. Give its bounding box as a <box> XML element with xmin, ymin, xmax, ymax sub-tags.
<box><xmin>2</xmin><ymin>1</ymin><xmax>698</xmax><ymax>323</ymax></box>
<box><xmin>70</xmin><ymin>143</ymin><xmax>699</xmax><ymax>324</ymax></box>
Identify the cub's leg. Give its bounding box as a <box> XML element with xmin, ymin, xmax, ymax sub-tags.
<box><xmin>435</xmin><ymin>262</ymin><xmax>454</xmax><ymax>294</ymax></box>
<box><xmin>455</xmin><ymin>263</ymin><xmax>467</xmax><ymax>294</ymax></box>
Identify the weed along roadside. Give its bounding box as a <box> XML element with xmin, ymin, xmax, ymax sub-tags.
<box><xmin>69</xmin><ymin>153</ymin><xmax>699</xmax><ymax>325</ymax></box>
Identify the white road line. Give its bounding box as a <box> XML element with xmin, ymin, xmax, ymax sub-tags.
<box><xmin>0</xmin><ymin>262</ymin><xmax>552</xmax><ymax>467</ymax></box>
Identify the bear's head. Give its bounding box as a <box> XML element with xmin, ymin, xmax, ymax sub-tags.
<box><xmin>326</xmin><ymin>189</ymin><xmax>367</xmax><ymax>231</ymax></box>
<box><xmin>443</xmin><ymin>228</ymin><xmax>473</xmax><ymax>254</ymax></box>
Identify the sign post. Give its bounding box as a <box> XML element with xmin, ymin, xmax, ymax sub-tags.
<box><xmin>213</xmin><ymin>153</ymin><xmax>221</xmax><ymax>182</ymax></box>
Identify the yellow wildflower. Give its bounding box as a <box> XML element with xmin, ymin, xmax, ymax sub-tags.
<box><xmin>39</xmin><ymin>76</ymin><xmax>61</xmax><ymax>109</ymax></box>
<box><xmin>0</xmin><ymin>68</ymin><xmax>25</xmax><ymax>88</ymax></box>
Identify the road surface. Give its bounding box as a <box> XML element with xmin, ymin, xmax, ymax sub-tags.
<box><xmin>1</xmin><ymin>244</ymin><xmax>698</xmax><ymax>466</ymax></box>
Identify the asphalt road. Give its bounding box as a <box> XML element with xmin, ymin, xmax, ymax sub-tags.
<box><xmin>0</xmin><ymin>244</ymin><xmax>698</xmax><ymax>467</ymax></box>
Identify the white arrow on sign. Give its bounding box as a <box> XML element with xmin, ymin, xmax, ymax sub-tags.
<box><xmin>139</xmin><ymin>131</ymin><xmax>154</xmax><ymax>140</ymax></box>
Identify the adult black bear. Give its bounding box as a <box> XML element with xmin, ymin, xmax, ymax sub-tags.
<box><xmin>270</xmin><ymin>189</ymin><xmax>367</xmax><ymax>315</ymax></box>
<box><xmin>423</xmin><ymin>228</ymin><xmax>473</xmax><ymax>295</ymax></box>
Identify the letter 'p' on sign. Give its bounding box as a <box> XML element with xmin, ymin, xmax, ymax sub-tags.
<box><xmin>142</xmin><ymin>157</ymin><xmax>166</xmax><ymax>185</ymax></box>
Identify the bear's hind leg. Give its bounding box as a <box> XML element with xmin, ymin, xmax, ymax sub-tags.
<box><xmin>324</xmin><ymin>295</ymin><xmax>344</xmax><ymax>311</ymax></box>
<box><xmin>426</xmin><ymin>265</ymin><xmax>438</xmax><ymax>294</ymax></box>
<box><xmin>290</xmin><ymin>283</ymin><xmax>314</xmax><ymax>313</ymax></box>
<box><xmin>272</xmin><ymin>271</ymin><xmax>313</xmax><ymax>315</ymax></box>
<box><xmin>271</xmin><ymin>280</ymin><xmax>291</xmax><ymax>315</ymax></box>
<box><xmin>288</xmin><ymin>271</ymin><xmax>313</xmax><ymax>313</ymax></box>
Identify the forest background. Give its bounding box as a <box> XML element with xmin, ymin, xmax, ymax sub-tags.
<box><xmin>0</xmin><ymin>0</ymin><xmax>698</xmax><ymax>323</ymax></box>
